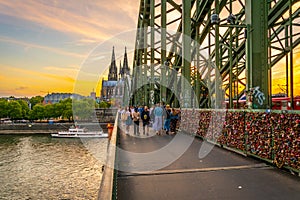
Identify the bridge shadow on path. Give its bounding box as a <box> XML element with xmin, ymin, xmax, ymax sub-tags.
<box><xmin>116</xmin><ymin>130</ymin><xmax>300</xmax><ymax>200</ymax></box>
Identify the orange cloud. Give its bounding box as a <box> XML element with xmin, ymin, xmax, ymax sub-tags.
<box><xmin>0</xmin><ymin>0</ymin><xmax>140</xmax><ymax>97</ymax></box>
<box><xmin>0</xmin><ymin>36</ymin><xmax>85</xmax><ymax>58</ymax></box>
<box><xmin>0</xmin><ymin>0</ymin><xmax>139</xmax><ymax>42</ymax></box>
<box><xmin>43</xmin><ymin>65</ymin><xmax>80</xmax><ymax>76</ymax></box>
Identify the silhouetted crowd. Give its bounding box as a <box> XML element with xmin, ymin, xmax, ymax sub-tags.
<box><xmin>118</xmin><ymin>103</ymin><xmax>181</xmax><ymax>136</ymax></box>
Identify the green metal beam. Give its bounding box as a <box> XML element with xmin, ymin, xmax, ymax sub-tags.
<box><xmin>289</xmin><ymin>0</ymin><xmax>294</xmax><ymax>109</ymax></box>
<box><xmin>268</xmin><ymin>0</ymin><xmax>298</xmax><ymax>27</ymax></box>
<box><xmin>246</xmin><ymin>0</ymin><xmax>269</xmax><ymax>109</ymax></box>
<box><xmin>150</xmin><ymin>0</ymin><xmax>155</xmax><ymax>106</ymax></box>
<box><xmin>160</xmin><ymin>0</ymin><xmax>167</xmax><ymax>103</ymax></box>
<box><xmin>195</xmin><ymin>0</ymin><xmax>201</xmax><ymax>107</ymax></box>
<box><xmin>182</xmin><ymin>0</ymin><xmax>192</xmax><ymax>108</ymax></box>
<box><xmin>130</xmin><ymin>0</ymin><xmax>300</xmax><ymax>109</ymax></box>
<box><xmin>143</xmin><ymin>22</ymin><xmax>148</xmax><ymax>105</ymax></box>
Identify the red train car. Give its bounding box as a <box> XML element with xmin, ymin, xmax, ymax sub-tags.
<box><xmin>271</xmin><ymin>96</ymin><xmax>300</xmax><ymax>110</ymax></box>
<box><xmin>225</xmin><ymin>96</ymin><xmax>300</xmax><ymax>110</ymax></box>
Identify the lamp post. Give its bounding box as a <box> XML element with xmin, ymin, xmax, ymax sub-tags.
<box><xmin>211</xmin><ymin>13</ymin><xmax>250</xmax><ymax>109</ymax></box>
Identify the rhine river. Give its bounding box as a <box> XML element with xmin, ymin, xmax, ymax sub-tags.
<box><xmin>0</xmin><ymin>134</ymin><xmax>108</xmax><ymax>200</ymax></box>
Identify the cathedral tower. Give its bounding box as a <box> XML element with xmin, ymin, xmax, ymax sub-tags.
<box><xmin>122</xmin><ymin>47</ymin><xmax>130</xmax><ymax>76</ymax></box>
<box><xmin>108</xmin><ymin>46</ymin><xmax>118</xmax><ymax>81</ymax></box>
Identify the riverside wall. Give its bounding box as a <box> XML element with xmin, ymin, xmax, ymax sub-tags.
<box><xmin>0</xmin><ymin>109</ymin><xmax>118</xmax><ymax>134</ymax></box>
<box><xmin>0</xmin><ymin>123</ymin><xmax>73</xmax><ymax>134</ymax></box>
<box><xmin>0</xmin><ymin>122</ymin><xmax>111</xmax><ymax>134</ymax></box>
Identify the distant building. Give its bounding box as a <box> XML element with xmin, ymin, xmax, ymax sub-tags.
<box><xmin>101</xmin><ymin>47</ymin><xmax>131</xmax><ymax>101</ymax></box>
<box><xmin>43</xmin><ymin>93</ymin><xmax>84</xmax><ymax>104</ymax></box>
<box><xmin>2</xmin><ymin>96</ymin><xmax>30</xmax><ymax>102</ymax></box>
<box><xmin>119</xmin><ymin>47</ymin><xmax>130</xmax><ymax>79</ymax></box>
<box><xmin>108</xmin><ymin>46</ymin><xmax>118</xmax><ymax>81</ymax></box>
<box><xmin>1</xmin><ymin>96</ymin><xmax>31</xmax><ymax>109</ymax></box>
<box><xmin>101</xmin><ymin>80</ymin><xmax>118</xmax><ymax>100</ymax></box>
<box><xmin>90</xmin><ymin>90</ymin><xmax>96</xmax><ymax>100</ymax></box>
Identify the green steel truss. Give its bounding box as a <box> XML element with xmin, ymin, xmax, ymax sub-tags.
<box><xmin>130</xmin><ymin>0</ymin><xmax>300</xmax><ymax>109</ymax></box>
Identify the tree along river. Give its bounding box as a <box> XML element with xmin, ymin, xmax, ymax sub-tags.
<box><xmin>0</xmin><ymin>134</ymin><xmax>108</xmax><ymax>199</ymax></box>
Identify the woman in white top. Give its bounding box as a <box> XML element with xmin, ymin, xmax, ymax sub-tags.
<box><xmin>124</xmin><ymin>108</ymin><xmax>132</xmax><ymax>134</ymax></box>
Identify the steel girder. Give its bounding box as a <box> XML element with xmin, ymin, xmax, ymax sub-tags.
<box><xmin>268</xmin><ymin>0</ymin><xmax>300</xmax><ymax>109</ymax></box>
<box><xmin>131</xmin><ymin>0</ymin><xmax>300</xmax><ymax>108</ymax></box>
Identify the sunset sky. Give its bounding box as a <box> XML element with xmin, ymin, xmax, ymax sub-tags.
<box><xmin>0</xmin><ymin>0</ymin><xmax>299</xmax><ymax>98</ymax></box>
<box><xmin>0</xmin><ymin>0</ymin><xmax>139</xmax><ymax>97</ymax></box>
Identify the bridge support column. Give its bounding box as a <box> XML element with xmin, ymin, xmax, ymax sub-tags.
<box><xmin>195</xmin><ymin>0</ymin><xmax>201</xmax><ymax>108</ymax></box>
<box><xmin>160</xmin><ymin>0</ymin><xmax>167</xmax><ymax>103</ymax></box>
<box><xmin>181</xmin><ymin>0</ymin><xmax>192</xmax><ymax>108</ymax></box>
<box><xmin>245</xmin><ymin>0</ymin><xmax>269</xmax><ymax>109</ymax></box>
<box><xmin>143</xmin><ymin>23</ymin><xmax>148</xmax><ymax>105</ymax></box>
<box><xmin>150</xmin><ymin>0</ymin><xmax>155</xmax><ymax>106</ymax></box>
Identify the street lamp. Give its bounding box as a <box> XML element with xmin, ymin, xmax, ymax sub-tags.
<box><xmin>210</xmin><ymin>14</ymin><xmax>220</xmax><ymax>25</ymax></box>
<box><xmin>227</xmin><ymin>14</ymin><xmax>237</xmax><ymax>25</ymax></box>
<box><xmin>211</xmin><ymin>13</ymin><xmax>250</xmax><ymax>109</ymax></box>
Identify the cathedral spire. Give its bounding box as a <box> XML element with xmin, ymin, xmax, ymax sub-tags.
<box><xmin>122</xmin><ymin>46</ymin><xmax>130</xmax><ymax>75</ymax></box>
<box><xmin>119</xmin><ymin>60</ymin><xmax>123</xmax><ymax>80</ymax></box>
<box><xmin>108</xmin><ymin>46</ymin><xmax>118</xmax><ymax>81</ymax></box>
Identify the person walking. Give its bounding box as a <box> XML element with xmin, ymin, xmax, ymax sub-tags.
<box><xmin>170</xmin><ymin>108</ymin><xmax>179</xmax><ymax>134</ymax></box>
<box><xmin>120</xmin><ymin>107</ymin><xmax>126</xmax><ymax>126</ymax></box>
<box><xmin>163</xmin><ymin>105</ymin><xmax>171</xmax><ymax>135</ymax></box>
<box><xmin>132</xmin><ymin>107</ymin><xmax>140</xmax><ymax>135</ymax></box>
<box><xmin>124</xmin><ymin>108</ymin><xmax>132</xmax><ymax>134</ymax></box>
<box><xmin>138</xmin><ymin>105</ymin><xmax>144</xmax><ymax>116</ymax></box>
<box><xmin>118</xmin><ymin>106</ymin><xmax>124</xmax><ymax>121</ymax></box>
<box><xmin>141</xmin><ymin>106</ymin><xmax>150</xmax><ymax>135</ymax></box>
<box><xmin>152</xmin><ymin>103</ymin><xmax>163</xmax><ymax>135</ymax></box>
<box><xmin>149</xmin><ymin>105</ymin><xmax>155</xmax><ymax>127</ymax></box>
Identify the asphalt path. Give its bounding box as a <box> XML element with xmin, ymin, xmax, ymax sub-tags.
<box><xmin>116</xmin><ymin>130</ymin><xmax>300</xmax><ymax>200</ymax></box>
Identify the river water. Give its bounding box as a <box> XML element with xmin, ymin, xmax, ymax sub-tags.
<box><xmin>0</xmin><ymin>134</ymin><xmax>108</xmax><ymax>200</ymax></box>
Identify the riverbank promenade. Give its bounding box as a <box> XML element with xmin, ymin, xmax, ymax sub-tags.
<box><xmin>116</xmin><ymin>129</ymin><xmax>300</xmax><ymax>200</ymax></box>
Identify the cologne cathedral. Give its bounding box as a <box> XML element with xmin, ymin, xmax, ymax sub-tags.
<box><xmin>101</xmin><ymin>47</ymin><xmax>130</xmax><ymax>100</ymax></box>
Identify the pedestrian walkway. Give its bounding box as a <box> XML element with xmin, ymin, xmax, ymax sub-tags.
<box><xmin>119</xmin><ymin>121</ymin><xmax>163</xmax><ymax>138</ymax></box>
<box><xmin>116</xmin><ymin>130</ymin><xmax>300</xmax><ymax>200</ymax></box>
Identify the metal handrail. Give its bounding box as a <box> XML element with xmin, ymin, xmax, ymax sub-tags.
<box><xmin>98</xmin><ymin>114</ymin><xmax>119</xmax><ymax>200</ymax></box>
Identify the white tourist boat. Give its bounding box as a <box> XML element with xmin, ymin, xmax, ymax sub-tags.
<box><xmin>51</xmin><ymin>127</ymin><xmax>108</xmax><ymax>138</ymax></box>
